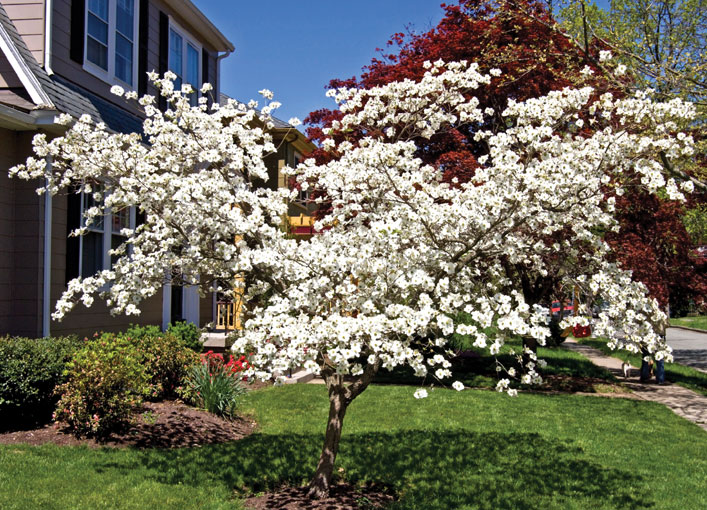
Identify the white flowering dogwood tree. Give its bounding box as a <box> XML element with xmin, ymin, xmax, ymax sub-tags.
<box><xmin>11</xmin><ymin>61</ymin><xmax>695</xmax><ymax>497</ymax></box>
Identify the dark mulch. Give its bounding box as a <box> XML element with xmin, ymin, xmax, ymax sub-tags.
<box><xmin>0</xmin><ymin>400</ymin><xmax>256</xmax><ymax>448</ymax></box>
<box><xmin>244</xmin><ymin>483</ymin><xmax>395</xmax><ymax>510</ymax></box>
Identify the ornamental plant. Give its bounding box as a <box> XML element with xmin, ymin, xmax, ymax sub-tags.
<box><xmin>0</xmin><ymin>335</ymin><xmax>83</xmax><ymax>428</ymax></box>
<box><xmin>166</xmin><ymin>321</ymin><xmax>203</xmax><ymax>352</ymax></box>
<box><xmin>54</xmin><ymin>336</ymin><xmax>149</xmax><ymax>437</ymax></box>
<box><xmin>183</xmin><ymin>351</ymin><xmax>247</xmax><ymax>418</ymax></box>
<box><xmin>126</xmin><ymin>332</ymin><xmax>200</xmax><ymax>400</ymax></box>
<box><xmin>10</xmin><ymin>59</ymin><xmax>696</xmax><ymax>496</ymax></box>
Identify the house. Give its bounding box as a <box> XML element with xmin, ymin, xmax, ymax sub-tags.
<box><xmin>214</xmin><ymin>93</ymin><xmax>315</xmax><ymax>331</ymax></box>
<box><xmin>0</xmin><ymin>0</ymin><xmax>235</xmax><ymax>337</ymax></box>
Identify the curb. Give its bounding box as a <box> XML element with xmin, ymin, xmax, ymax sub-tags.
<box><xmin>283</xmin><ymin>370</ymin><xmax>316</xmax><ymax>384</ymax></box>
<box><xmin>668</xmin><ymin>325</ymin><xmax>707</xmax><ymax>334</ymax></box>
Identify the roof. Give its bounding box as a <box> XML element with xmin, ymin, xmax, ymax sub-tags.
<box><xmin>218</xmin><ymin>92</ymin><xmax>302</xmax><ymax>130</ymax></box>
<box><xmin>0</xmin><ymin>3</ymin><xmax>143</xmax><ymax>134</ymax></box>
<box><xmin>218</xmin><ymin>92</ymin><xmax>315</xmax><ymax>153</ymax></box>
<box><xmin>164</xmin><ymin>0</ymin><xmax>234</xmax><ymax>53</ymax></box>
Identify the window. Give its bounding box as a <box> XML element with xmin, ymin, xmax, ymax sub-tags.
<box><xmin>168</xmin><ymin>21</ymin><xmax>200</xmax><ymax>105</ymax></box>
<box><xmin>85</xmin><ymin>0</ymin><xmax>138</xmax><ymax>87</ymax></box>
<box><xmin>71</xmin><ymin>189</ymin><xmax>136</xmax><ymax>279</ymax></box>
<box><xmin>80</xmin><ymin>191</ymin><xmax>105</xmax><ymax>277</ymax></box>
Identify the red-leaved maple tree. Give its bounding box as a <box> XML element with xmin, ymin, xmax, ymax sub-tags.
<box><xmin>305</xmin><ymin>0</ymin><xmax>706</xmax><ymax>315</ymax></box>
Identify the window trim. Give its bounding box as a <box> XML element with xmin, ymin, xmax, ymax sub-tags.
<box><xmin>77</xmin><ymin>190</ymin><xmax>136</xmax><ymax>278</ymax></box>
<box><xmin>168</xmin><ymin>17</ymin><xmax>202</xmax><ymax>101</ymax></box>
<box><xmin>83</xmin><ymin>0</ymin><xmax>140</xmax><ymax>89</ymax></box>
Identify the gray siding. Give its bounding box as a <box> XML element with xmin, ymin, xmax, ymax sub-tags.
<box><xmin>51</xmin><ymin>0</ymin><xmax>220</xmax><ymax>113</ymax></box>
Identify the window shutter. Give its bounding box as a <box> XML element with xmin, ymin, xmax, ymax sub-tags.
<box><xmin>65</xmin><ymin>190</ymin><xmax>81</xmax><ymax>283</ymax></box>
<box><xmin>137</xmin><ymin>0</ymin><xmax>149</xmax><ymax>96</ymax></box>
<box><xmin>158</xmin><ymin>11</ymin><xmax>168</xmax><ymax>110</ymax></box>
<box><xmin>201</xmin><ymin>48</ymin><xmax>210</xmax><ymax>105</ymax></box>
<box><xmin>70</xmin><ymin>0</ymin><xmax>86</xmax><ymax>64</ymax></box>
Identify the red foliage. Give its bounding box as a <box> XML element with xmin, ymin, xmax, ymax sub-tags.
<box><xmin>304</xmin><ymin>0</ymin><xmax>705</xmax><ymax>310</ymax></box>
<box><xmin>306</xmin><ymin>0</ymin><xmax>608</xmax><ymax>174</ymax></box>
<box><xmin>606</xmin><ymin>191</ymin><xmax>707</xmax><ymax>313</ymax></box>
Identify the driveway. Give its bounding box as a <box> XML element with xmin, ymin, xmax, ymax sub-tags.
<box><xmin>666</xmin><ymin>327</ymin><xmax>707</xmax><ymax>372</ymax></box>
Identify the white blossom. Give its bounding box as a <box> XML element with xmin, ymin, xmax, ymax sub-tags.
<box><xmin>414</xmin><ymin>388</ymin><xmax>428</xmax><ymax>399</ymax></box>
<box><xmin>8</xmin><ymin>63</ymin><xmax>687</xmax><ymax>395</ymax></box>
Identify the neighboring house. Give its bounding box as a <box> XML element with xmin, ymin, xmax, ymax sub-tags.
<box><xmin>0</xmin><ymin>0</ymin><xmax>234</xmax><ymax>337</ymax></box>
<box><xmin>214</xmin><ymin>93</ymin><xmax>315</xmax><ymax>331</ymax></box>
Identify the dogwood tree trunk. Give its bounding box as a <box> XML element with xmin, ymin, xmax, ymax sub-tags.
<box><xmin>308</xmin><ymin>361</ymin><xmax>380</xmax><ymax>499</ymax></box>
<box><xmin>308</xmin><ymin>379</ymin><xmax>348</xmax><ymax>499</ymax></box>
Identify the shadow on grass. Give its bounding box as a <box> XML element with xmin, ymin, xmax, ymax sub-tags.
<box><xmin>100</xmin><ymin>430</ymin><xmax>652</xmax><ymax>509</ymax></box>
<box><xmin>374</xmin><ymin>348</ymin><xmax>615</xmax><ymax>391</ymax></box>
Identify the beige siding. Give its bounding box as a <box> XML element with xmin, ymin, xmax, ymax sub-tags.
<box><xmin>0</xmin><ymin>128</ymin><xmax>43</xmax><ymax>337</ymax></box>
<box><xmin>1</xmin><ymin>0</ymin><xmax>45</xmax><ymax>65</ymax></box>
<box><xmin>48</xmin><ymin>191</ymin><xmax>164</xmax><ymax>337</ymax></box>
<box><xmin>0</xmin><ymin>127</ymin><xmax>164</xmax><ymax>338</ymax></box>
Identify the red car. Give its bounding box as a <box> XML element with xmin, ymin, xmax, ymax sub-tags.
<box><xmin>550</xmin><ymin>301</ymin><xmax>574</xmax><ymax>316</ymax></box>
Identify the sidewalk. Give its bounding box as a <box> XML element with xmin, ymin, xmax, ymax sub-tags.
<box><xmin>562</xmin><ymin>338</ymin><xmax>707</xmax><ymax>431</ymax></box>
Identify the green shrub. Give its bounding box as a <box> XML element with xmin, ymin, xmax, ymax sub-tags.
<box><xmin>184</xmin><ymin>352</ymin><xmax>247</xmax><ymax>419</ymax></box>
<box><xmin>0</xmin><ymin>335</ymin><xmax>83</xmax><ymax>428</ymax></box>
<box><xmin>124</xmin><ymin>323</ymin><xmax>162</xmax><ymax>339</ymax></box>
<box><xmin>130</xmin><ymin>333</ymin><xmax>200</xmax><ymax>400</ymax></box>
<box><xmin>54</xmin><ymin>337</ymin><xmax>149</xmax><ymax>437</ymax></box>
<box><xmin>167</xmin><ymin>321</ymin><xmax>203</xmax><ymax>352</ymax></box>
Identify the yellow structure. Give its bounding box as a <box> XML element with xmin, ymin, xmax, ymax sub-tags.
<box><xmin>215</xmin><ymin>214</ymin><xmax>313</xmax><ymax>331</ymax></box>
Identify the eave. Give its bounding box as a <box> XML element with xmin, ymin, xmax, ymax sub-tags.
<box><xmin>163</xmin><ymin>0</ymin><xmax>235</xmax><ymax>53</ymax></box>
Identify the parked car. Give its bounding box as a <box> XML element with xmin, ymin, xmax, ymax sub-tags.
<box><xmin>550</xmin><ymin>301</ymin><xmax>574</xmax><ymax>317</ymax></box>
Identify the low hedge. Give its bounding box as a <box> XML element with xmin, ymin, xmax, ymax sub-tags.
<box><xmin>3</xmin><ymin>330</ymin><xmax>201</xmax><ymax>437</ymax></box>
<box><xmin>0</xmin><ymin>335</ymin><xmax>83</xmax><ymax>428</ymax></box>
<box><xmin>53</xmin><ymin>332</ymin><xmax>199</xmax><ymax>436</ymax></box>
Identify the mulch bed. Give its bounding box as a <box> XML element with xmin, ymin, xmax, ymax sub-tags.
<box><xmin>244</xmin><ymin>482</ymin><xmax>395</xmax><ymax>510</ymax></box>
<box><xmin>0</xmin><ymin>400</ymin><xmax>256</xmax><ymax>448</ymax></box>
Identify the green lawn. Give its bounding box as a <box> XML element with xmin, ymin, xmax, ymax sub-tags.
<box><xmin>671</xmin><ymin>315</ymin><xmax>707</xmax><ymax>331</ymax></box>
<box><xmin>576</xmin><ymin>337</ymin><xmax>707</xmax><ymax>397</ymax></box>
<box><xmin>1</xmin><ymin>385</ymin><xmax>706</xmax><ymax>510</ymax></box>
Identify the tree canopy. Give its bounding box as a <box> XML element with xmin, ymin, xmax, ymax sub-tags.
<box><xmin>11</xmin><ymin>61</ymin><xmax>691</xmax><ymax>495</ymax></box>
<box><xmin>306</xmin><ymin>0</ymin><xmax>706</xmax><ymax>315</ymax></box>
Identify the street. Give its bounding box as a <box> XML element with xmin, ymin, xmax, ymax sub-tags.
<box><xmin>667</xmin><ymin>327</ymin><xmax>707</xmax><ymax>372</ymax></box>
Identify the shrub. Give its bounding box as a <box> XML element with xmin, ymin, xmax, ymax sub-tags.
<box><xmin>124</xmin><ymin>323</ymin><xmax>162</xmax><ymax>339</ymax></box>
<box><xmin>54</xmin><ymin>336</ymin><xmax>149</xmax><ymax>437</ymax></box>
<box><xmin>167</xmin><ymin>321</ymin><xmax>203</xmax><ymax>352</ymax></box>
<box><xmin>130</xmin><ymin>333</ymin><xmax>200</xmax><ymax>400</ymax></box>
<box><xmin>0</xmin><ymin>335</ymin><xmax>83</xmax><ymax>428</ymax></box>
<box><xmin>184</xmin><ymin>351</ymin><xmax>247</xmax><ymax>418</ymax></box>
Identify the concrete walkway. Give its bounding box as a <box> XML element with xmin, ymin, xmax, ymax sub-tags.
<box><xmin>563</xmin><ymin>338</ymin><xmax>707</xmax><ymax>431</ymax></box>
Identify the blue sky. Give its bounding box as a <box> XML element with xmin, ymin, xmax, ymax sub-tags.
<box><xmin>195</xmin><ymin>0</ymin><xmax>447</xmax><ymax>124</ymax></box>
